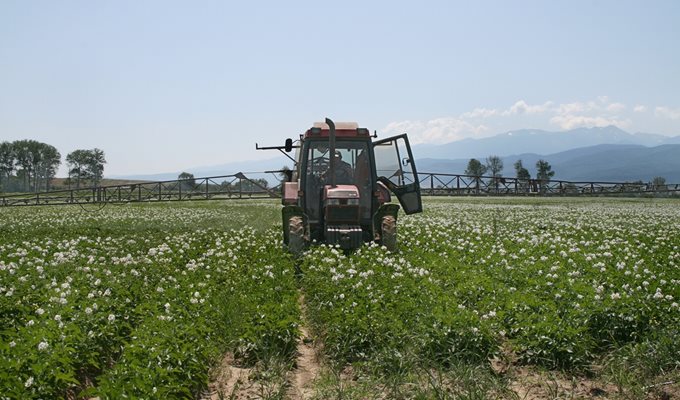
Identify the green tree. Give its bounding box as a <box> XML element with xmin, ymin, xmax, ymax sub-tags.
<box><xmin>178</xmin><ymin>172</ymin><xmax>196</xmax><ymax>191</ymax></box>
<box><xmin>12</xmin><ymin>140</ymin><xmax>35</xmax><ymax>191</ymax></box>
<box><xmin>485</xmin><ymin>155</ymin><xmax>503</xmax><ymax>178</ymax></box>
<box><xmin>66</xmin><ymin>149</ymin><xmax>91</xmax><ymax>189</ymax></box>
<box><xmin>486</xmin><ymin>155</ymin><xmax>504</xmax><ymax>192</ymax></box>
<box><xmin>278</xmin><ymin>165</ymin><xmax>292</xmax><ymax>182</ymax></box>
<box><xmin>66</xmin><ymin>148</ymin><xmax>106</xmax><ymax>188</ymax></box>
<box><xmin>536</xmin><ymin>159</ymin><xmax>555</xmax><ymax>193</ymax></box>
<box><xmin>514</xmin><ymin>159</ymin><xmax>531</xmax><ymax>193</ymax></box>
<box><xmin>0</xmin><ymin>142</ymin><xmax>14</xmax><ymax>192</ymax></box>
<box><xmin>87</xmin><ymin>148</ymin><xmax>106</xmax><ymax>187</ymax></box>
<box><xmin>465</xmin><ymin>158</ymin><xmax>488</xmax><ymax>193</ymax></box>
<box><xmin>514</xmin><ymin>159</ymin><xmax>530</xmax><ymax>180</ymax></box>
<box><xmin>651</xmin><ymin>176</ymin><xmax>666</xmax><ymax>191</ymax></box>
<box><xmin>34</xmin><ymin>143</ymin><xmax>61</xmax><ymax>192</ymax></box>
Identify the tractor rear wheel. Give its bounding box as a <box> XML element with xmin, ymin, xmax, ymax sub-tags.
<box><xmin>288</xmin><ymin>216</ymin><xmax>306</xmax><ymax>256</ymax></box>
<box><xmin>381</xmin><ymin>215</ymin><xmax>397</xmax><ymax>252</ymax></box>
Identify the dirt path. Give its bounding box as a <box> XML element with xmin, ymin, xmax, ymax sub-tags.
<box><xmin>286</xmin><ymin>292</ymin><xmax>322</xmax><ymax>399</ymax></box>
<box><xmin>201</xmin><ymin>353</ymin><xmax>256</xmax><ymax>400</ymax></box>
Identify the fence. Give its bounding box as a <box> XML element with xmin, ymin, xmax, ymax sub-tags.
<box><xmin>418</xmin><ymin>172</ymin><xmax>680</xmax><ymax>196</ymax></box>
<box><xmin>1</xmin><ymin>171</ymin><xmax>678</xmax><ymax>207</ymax></box>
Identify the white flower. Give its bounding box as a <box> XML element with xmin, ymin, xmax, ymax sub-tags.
<box><xmin>85</xmin><ymin>307</ymin><xmax>93</xmax><ymax>315</ymax></box>
<box><xmin>610</xmin><ymin>292</ymin><xmax>621</xmax><ymax>300</ymax></box>
<box><xmin>9</xmin><ymin>341</ymin><xmax>16</xmax><ymax>348</ymax></box>
<box><xmin>38</xmin><ymin>341</ymin><xmax>49</xmax><ymax>351</ymax></box>
<box><xmin>54</xmin><ymin>314</ymin><xmax>61</xmax><ymax>322</ymax></box>
<box><xmin>108</xmin><ymin>314</ymin><xmax>116</xmax><ymax>322</ymax></box>
<box><xmin>24</xmin><ymin>377</ymin><xmax>34</xmax><ymax>388</ymax></box>
<box><xmin>36</xmin><ymin>308</ymin><xmax>45</xmax><ymax>315</ymax></box>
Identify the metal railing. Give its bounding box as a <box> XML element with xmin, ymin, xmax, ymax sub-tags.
<box><xmin>0</xmin><ymin>173</ymin><xmax>280</xmax><ymax>207</ymax></box>
<box><xmin>2</xmin><ymin>171</ymin><xmax>678</xmax><ymax>207</ymax></box>
<box><xmin>418</xmin><ymin>172</ymin><xmax>680</xmax><ymax>196</ymax></box>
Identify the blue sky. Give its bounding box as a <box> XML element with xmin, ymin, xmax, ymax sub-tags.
<box><xmin>1</xmin><ymin>0</ymin><xmax>679</xmax><ymax>176</ymax></box>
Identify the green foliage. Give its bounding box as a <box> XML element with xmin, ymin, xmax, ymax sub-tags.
<box><xmin>0</xmin><ymin>201</ymin><xmax>298</xmax><ymax>398</ymax></box>
<box><xmin>485</xmin><ymin>155</ymin><xmax>503</xmax><ymax>178</ymax></box>
<box><xmin>465</xmin><ymin>158</ymin><xmax>487</xmax><ymax>178</ymax></box>
<box><xmin>66</xmin><ymin>148</ymin><xmax>106</xmax><ymax>188</ymax></box>
<box><xmin>1</xmin><ymin>197</ymin><xmax>679</xmax><ymax>398</ymax></box>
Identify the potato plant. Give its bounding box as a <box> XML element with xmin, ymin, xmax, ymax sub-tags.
<box><xmin>1</xmin><ymin>197</ymin><xmax>678</xmax><ymax>398</ymax></box>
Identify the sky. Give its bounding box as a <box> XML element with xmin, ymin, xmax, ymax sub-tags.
<box><xmin>1</xmin><ymin>0</ymin><xmax>679</xmax><ymax>177</ymax></box>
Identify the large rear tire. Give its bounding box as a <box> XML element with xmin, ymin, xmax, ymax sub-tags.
<box><xmin>380</xmin><ymin>215</ymin><xmax>397</xmax><ymax>252</ymax></box>
<box><xmin>288</xmin><ymin>216</ymin><xmax>306</xmax><ymax>256</ymax></box>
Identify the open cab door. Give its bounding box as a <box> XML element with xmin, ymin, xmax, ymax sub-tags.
<box><xmin>373</xmin><ymin>134</ymin><xmax>423</xmax><ymax>214</ymax></box>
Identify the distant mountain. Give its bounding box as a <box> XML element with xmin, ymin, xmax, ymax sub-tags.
<box><xmin>108</xmin><ymin>157</ymin><xmax>293</xmax><ymax>182</ymax></box>
<box><xmin>417</xmin><ymin>143</ymin><xmax>680</xmax><ymax>182</ymax></box>
<box><xmin>110</xmin><ymin>126</ymin><xmax>680</xmax><ymax>184</ymax></box>
<box><xmin>412</xmin><ymin>126</ymin><xmax>680</xmax><ymax>160</ymax></box>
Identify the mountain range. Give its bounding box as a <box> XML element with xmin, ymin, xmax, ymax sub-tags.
<box><xmin>110</xmin><ymin>126</ymin><xmax>680</xmax><ymax>183</ymax></box>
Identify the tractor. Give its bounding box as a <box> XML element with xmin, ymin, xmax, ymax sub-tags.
<box><xmin>257</xmin><ymin>118</ymin><xmax>422</xmax><ymax>254</ymax></box>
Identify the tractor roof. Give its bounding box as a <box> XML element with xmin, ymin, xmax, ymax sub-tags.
<box><xmin>304</xmin><ymin>122</ymin><xmax>370</xmax><ymax>138</ymax></box>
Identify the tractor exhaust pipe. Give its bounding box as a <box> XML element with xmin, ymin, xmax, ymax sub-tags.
<box><xmin>326</xmin><ymin>117</ymin><xmax>336</xmax><ymax>188</ymax></box>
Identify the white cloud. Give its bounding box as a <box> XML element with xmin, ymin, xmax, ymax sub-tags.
<box><xmin>654</xmin><ymin>106</ymin><xmax>680</xmax><ymax>120</ymax></box>
<box><xmin>556</xmin><ymin>101</ymin><xmax>599</xmax><ymax>115</ymax></box>
<box><xmin>503</xmin><ymin>100</ymin><xmax>554</xmax><ymax>116</ymax></box>
<box><xmin>459</xmin><ymin>107</ymin><xmax>498</xmax><ymax>119</ymax></box>
<box><xmin>606</xmin><ymin>103</ymin><xmax>626</xmax><ymax>112</ymax></box>
<box><xmin>384</xmin><ymin>118</ymin><xmax>488</xmax><ymax>144</ymax></box>
<box><xmin>549</xmin><ymin>114</ymin><xmax>631</xmax><ymax>130</ymax></box>
<box><xmin>384</xmin><ymin>96</ymin><xmax>652</xmax><ymax>144</ymax></box>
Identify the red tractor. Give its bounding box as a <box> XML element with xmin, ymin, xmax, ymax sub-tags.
<box><xmin>258</xmin><ymin>118</ymin><xmax>422</xmax><ymax>253</ymax></box>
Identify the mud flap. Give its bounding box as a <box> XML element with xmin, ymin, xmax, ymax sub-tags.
<box><xmin>373</xmin><ymin>203</ymin><xmax>400</xmax><ymax>250</ymax></box>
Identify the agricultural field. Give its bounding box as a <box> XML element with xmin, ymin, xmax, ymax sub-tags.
<box><xmin>1</xmin><ymin>197</ymin><xmax>679</xmax><ymax>399</ymax></box>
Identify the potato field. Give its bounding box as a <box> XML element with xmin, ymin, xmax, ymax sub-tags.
<box><xmin>1</xmin><ymin>198</ymin><xmax>678</xmax><ymax>399</ymax></box>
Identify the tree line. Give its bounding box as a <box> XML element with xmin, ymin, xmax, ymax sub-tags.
<box><xmin>0</xmin><ymin>140</ymin><xmax>106</xmax><ymax>193</ymax></box>
<box><xmin>465</xmin><ymin>156</ymin><xmax>555</xmax><ymax>192</ymax></box>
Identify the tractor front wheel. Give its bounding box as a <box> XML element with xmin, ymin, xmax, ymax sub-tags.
<box><xmin>380</xmin><ymin>215</ymin><xmax>397</xmax><ymax>252</ymax></box>
<box><xmin>288</xmin><ymin>216</ymin><xmax>306</xmax><ymax>256</ymax></box>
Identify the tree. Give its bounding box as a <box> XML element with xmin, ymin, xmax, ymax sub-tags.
<box><xmin>178</xmin><ymin>172</ymin><xmax>196</xmax><ymax>191</ymax></box>
<box><xmin>465</xmin><ymin>158</ymin><xmax>487</xmax><ymax>177</ymax></box>
<box><xmin>536</xmin><ymin>159</ymin><xmax>555</xmax><ymax>193</ymax></box>
<box><xmin>66</xmin><ymin>149</ymin><xmax>91</xmax><ymax>189</ymax></box>
<box><xmin>34</xmin><ymin>143</ymin><xmax>60</xmax><ymax>192</ymax></box>
<box><xmin>87</xmin><ymin>148</ymin><xmax>106</xmax><ymax>187</ymax></box>
<box><xmin>651</xmin><ymin>176</ymin><xmax>666</xmax><ymax>191</ymax></box>
<box><xmin>278</xmin><ymin>165</ymin><xmax>292</xmax><ymax>182</ymax></box>
<box><xmin>0</xmin><ymin>142</ymin><xmax>14</xmax><ymax>191</ymax></box>
<box><xmin>12</xmin><ymin>140</ymin><xmax>34</xmax><ymax>191</ymax></box>
<box><xmin>485</xmin><ymin>155</ymin><xmax>504</xmax><ymax>178</ymax></box>
<box><xmin>486</xmin><ymin>155</ymin><xmax>504</xmax><ymax>193</ymax></box>
<box><xmin>514</xmin><ymin>160</ymin><xmax>530</xmax><ymax>180</ymax></box>
<box><xmin>514</xmin><ymin>159</ymin><xmax>531</xmax><ymax>193</ymax></box>
<box><xmin>465</xmin><ymin>158</ymin><xmax>487</xmax><ymax>193</ymax></box>
<box><xmin>66</xmin><ymin>148</ymin><xmax>106</xmax><ymax>188</ymax></box>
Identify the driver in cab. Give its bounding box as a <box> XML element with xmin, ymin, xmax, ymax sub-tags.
<box><xmin>325</xmin><ymin>150</ymin><xmax>353</xmax><ymax>184</ymax></box>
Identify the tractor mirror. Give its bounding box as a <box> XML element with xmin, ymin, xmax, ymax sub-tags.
<box><xmin>285</xmin><ymin>138</ymin><xmax>293</xmax><ymax>152</ymax></box>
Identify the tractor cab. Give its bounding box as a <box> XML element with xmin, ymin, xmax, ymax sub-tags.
<box><xmin>258</xmin><ymin>118</ymin><xmax>421</xmax><ymax>253</ymax></box>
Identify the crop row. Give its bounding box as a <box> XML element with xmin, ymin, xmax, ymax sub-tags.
<box><xmin>0</xmin><ymin>203</ymin><xmax>298</xmax><ymax>399</ymax></box>
<box><xmin>302</xmin><ymin>199</ymin><xmax>680</xmax><ymax>371</ymax></box>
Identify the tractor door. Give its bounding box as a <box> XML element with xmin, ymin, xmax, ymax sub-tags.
<box><xmin>373</xmin><ymin>134</ymin><xmax>423</xmax><ymax>214</ymax></box>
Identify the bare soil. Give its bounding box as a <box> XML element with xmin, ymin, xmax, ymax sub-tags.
<box><xmin>201</xmin><ymin>353</ymin><xmax>260</xmax><ymax>400</ymax></box>
<box><xmin>286</xmin><ymin>324</ymin><xmax>321</xmax><ymax>399</ymax></box>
